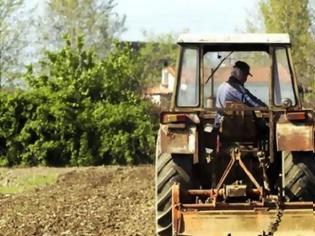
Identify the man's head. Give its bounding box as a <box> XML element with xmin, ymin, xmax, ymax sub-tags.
<box><xmin>231</xmin><ymin>61</ymin><xmax>252</xmax><ymax>84</ymax></box>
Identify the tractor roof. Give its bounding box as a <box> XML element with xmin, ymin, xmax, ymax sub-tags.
<box><xmin>177</xmin><ymin>33</ymin><xmax>291</xmax><ymax>45</ymax></box>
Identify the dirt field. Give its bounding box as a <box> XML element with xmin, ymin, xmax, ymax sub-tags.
<box><xmin>0</xmin><ymin>166</ymin><xmax>155</xmax><ymax>236</ymax></box>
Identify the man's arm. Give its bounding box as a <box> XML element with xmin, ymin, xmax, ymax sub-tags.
<box><xmin>243</xmin><ymin>88</ymin><xmax>267</xmax><ymax>107</ymax></box>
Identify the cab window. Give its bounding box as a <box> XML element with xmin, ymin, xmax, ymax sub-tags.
<box><xmin>273</xmin><ymin>48</ymin><xmax>296</xmax><ymax>106</ymax></box>
<box><xmin>203</xmin><ymin>51</ymin><xmax>270</xmax><ymax>108</ymax></box>
<box><xmin>177</xmin><ymin>48</ymin><xmax>199</xmax><ymax>107</ymax></box>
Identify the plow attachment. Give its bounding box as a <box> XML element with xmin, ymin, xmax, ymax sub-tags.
<box><xmin>179</xmin><ymin>209</ymin><xmax>314</xmax><ymax>236</ymax></box>
<box><xmin>172</xmin><ymin>185</ymin><xmax>315</xmax><ymax>236</ymax></box>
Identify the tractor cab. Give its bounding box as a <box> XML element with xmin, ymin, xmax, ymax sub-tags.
<box><xmin>173</xmin><ymin>34</ymin><xmax>300</xmax><ymax>111</ymax></box>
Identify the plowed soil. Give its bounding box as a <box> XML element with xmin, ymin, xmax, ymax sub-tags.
<box><xmin>0</xmin><ymin>166</ymin><xmax>155</xmax><ymax>236</ymax></box>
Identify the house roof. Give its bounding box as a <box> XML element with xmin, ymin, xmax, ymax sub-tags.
<box><xmin>144</xmin><ymin>86</ymin><xmax>172</xmax><ymax>95</ymax></box>
<box><xmin>206</xmin><ymin>65</ymin><xmax>290</xmax><ymax>83</ymax></box>
<box><xmin>165</xmin><ymin>66</ymin><xmax>176</xmax><ymax>77</ymax></box>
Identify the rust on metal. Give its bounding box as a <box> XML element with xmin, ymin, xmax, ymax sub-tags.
<box><xmin>160</xmin><ymin>112</ymin><xmax>200</xmax><ymax>124</ymax></box>
<box><xmin>182</xmin><ymin>202</ymin><xmax>265</xmax><ymax>210</ymax></box>
<box><xmin>187</xmin><ymin>188</ymin><xmax>261</xmax><ymax>198</ymax></box>
<box><xmin>215</xmin><ymin>148</ymin><xmax>263</xmax><ymax>198</ymax></box>
<box><xmin>215</xmin><ymin>150</ymin><xmax>236</xmax><ymax>190</ymax></box>
<box><xmin>177</xmin><ymin>199</ymin><xmax>315</xmax><ymax>235</ymax></box>
<box><xmin>160</xmin><ymin>124</ymin><xmax>189</xmax><ymax>154</ymax></box>
<box><xmin>236</xmin><ymin>152</ymin><xmax>262</xmax><ymax>193</ymax></box>
<box><xmin>160</xmin><ymin>124</ymin><xmax>199</xmax><ymax>163</ymax></box>
<box><xmin>178</xmin><ymin>209</ymin><xmax>315</xmax><ymax>236</ymax></box>
<box><xmin>193</xmin><ymin>127</ymin><xmax>199</xmax><ymax>164</ymax></box>
<box><xmin>276</xmin><ymin>113</ymin><xmax>314</xmax><ymax>151</ymax></box>
<box><xmin>286</xmin><ymin>111</ymin><xmax>306</xmax><ymax>121</ymax></box>
<box><xmin>171</xmin><ymin>183</ymin><xmax>181</xmax><ymax>235</ymax></box>
<box><xmin>221</xmin><ymin>108</ymin><xmax>258</xmax><ymax>142</ymax></box>
<box><xmin>182</xmin><ymin>201</ymin><xmax>314</xmax><ymax>210</ymax></box>
<box><xmin>225</xmin><ymin>184</ymin><xmax>247</xmax><ymax>197</ymax></box>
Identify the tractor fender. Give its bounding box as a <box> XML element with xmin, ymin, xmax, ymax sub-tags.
<box><xmin>276</xmin><ymin>111</ymin><xmax>314</xmax><ymax>152</ymax></box>
<box><xmin>157</xmin><ymin>124</ymin><xmax>199</xmax><ymax>164</ymax></box>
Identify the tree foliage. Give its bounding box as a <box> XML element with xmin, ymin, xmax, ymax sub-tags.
<box><xmin>0</xmin><ymin>0</ymin><xmax>31</xmax><ymax>87</ymax></box>
<box><xmin>258</xmin><ymin>0</ymin><xmax>315</xmax><ymax>86</ymax></box>
<box><xmin>139</xmin><ymin>32</ymin><xmax>178</xmax><ymax>87</ymax></box>
<box><xmin>39</xmin><ymin>0</ymin><xmax>126</xmax><ymax>56</ymax></box>
<box><xmin>0</xmin><ymin>37</ymin><xmax>155</xmax><ymax>166</ymax></box>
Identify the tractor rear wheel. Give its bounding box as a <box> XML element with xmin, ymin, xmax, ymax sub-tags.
<box><xmin>284</xmin><ymin>151</ymin><xmax>315</xmax><ymax>201</ymax></box>
<box><xmin>155</xmin><ymin>153</ymin><xmax>193</xmax><ymax>236</ymax></box>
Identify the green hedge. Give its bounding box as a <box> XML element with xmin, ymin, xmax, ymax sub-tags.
<box><xmin>0</xmin><ymin>38</ymin><xmax>155</xmax><ymax>166</ymax></box>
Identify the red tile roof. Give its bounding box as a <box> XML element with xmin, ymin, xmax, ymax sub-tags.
<box><xmin>144</xmin><ymin>86</ymin><xmax>171</xmax><ymax>95</ymax></box>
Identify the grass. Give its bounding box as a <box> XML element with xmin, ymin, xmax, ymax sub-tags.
<box><xmin>0</xmin><ymin>185</ymin><xmax>20</xmax><ymax>194</ymax></box>
<box><xmin>0</xmin><ymin>167</ymin><xmax>68</xmax><ymax>194</ymax></box>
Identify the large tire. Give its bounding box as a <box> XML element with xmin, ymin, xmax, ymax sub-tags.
<box><xmin>284</xmin><ymin>151</ymin><xmax>315</xmax><ymax>201</ymax></box>
<box><xmin>155</xmin><ymin>152</ymin><xmax>193</xmax><ymax>236</ymax></box>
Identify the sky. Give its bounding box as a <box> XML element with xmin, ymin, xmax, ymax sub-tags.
<box><xmin>29</xmin><ymin>0</ymin><xmax>259</xmax><ymax>41</ymax></box>
<box><xmin>115</xmin><ymin>0</ymin><xmax>258</xmax><ymax>41</ymax></box>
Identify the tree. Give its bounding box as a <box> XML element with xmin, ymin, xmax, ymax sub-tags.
<box><xmin>308</xmin><ymin>0</ymin><xmax>315</xmax><ymax>94</ymax></box>
<box><xmin>39</xmin><ymin>0</ymin><xmax>126</xmax><ymax>56</ymax></box>
<box><xmin>139</xmin><ymin>32</ymin><xmax>179</xmax><ymax>87</ymax></box>
<box><xmin>0</xmin><ymin>0</ymin><xmax>31</xmax><ymax>88</ymax></box>
<box><xmin>258</xmin><ymin>0</ymin><xmax>315</xmax><ymax>86</ymax></box>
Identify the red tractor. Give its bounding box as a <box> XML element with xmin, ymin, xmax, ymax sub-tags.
<box><xmin>156</xmin><ymin>34</ymin><xmax>315</xmax><ymax>236</ymax></box>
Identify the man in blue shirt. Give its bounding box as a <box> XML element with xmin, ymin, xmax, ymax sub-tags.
<box><xmin>214</xmin><ymin>61</ymin><xmax>267</xmax><ymax>128</ymax></box>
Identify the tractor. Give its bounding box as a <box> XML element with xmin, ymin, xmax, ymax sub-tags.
<box><xmin>155</xmin><ymin>33</ymin><xmax>315</xmax><ymax>236</ymax></box>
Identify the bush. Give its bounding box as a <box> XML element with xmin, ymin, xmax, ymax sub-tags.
<box><xmin>0</xmin><ymin>37</ymin><xmax>156</xmax><ymax>166</ymax></box>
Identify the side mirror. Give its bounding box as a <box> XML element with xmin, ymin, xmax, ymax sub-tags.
<box><xmin>298</xmin><ymin>84</ymin><xmax>313</xmax><ymax>105</ymax></box>
<box><xmin>298</xmin><ymin>84</ymin><xmax>313</xmax><ymax>94</ymax></box>
<box><xmin>304</xmin><ymin>86</ymin><xmax>313</xmax><ymax>94</ymax></box>
<box><xmin>281</xmin><ymin>98</ymin><xmax>293</xmax><ymax>108</ymax></box>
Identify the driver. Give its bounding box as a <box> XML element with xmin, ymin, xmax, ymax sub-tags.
<box><xmin>214</xmin><ymin>60</ymin><xmax>267</xmax><ymax>128</ymax></box>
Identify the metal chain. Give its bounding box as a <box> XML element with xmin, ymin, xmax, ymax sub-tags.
<box><xmin>259</xmin><ymin>200</ymin><xmax>284</xmax><ymax>236</ymax></box>
<box><xmin>268</xmin><ymin>200</ymin><xmax>284</xmax><ymax>235</ymax></box>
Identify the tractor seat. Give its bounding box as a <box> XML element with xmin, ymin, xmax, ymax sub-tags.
<box><xmin>220</xmin><ymin>101</ymin><xmax>258</xmax><ymax>143</ymax></box>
